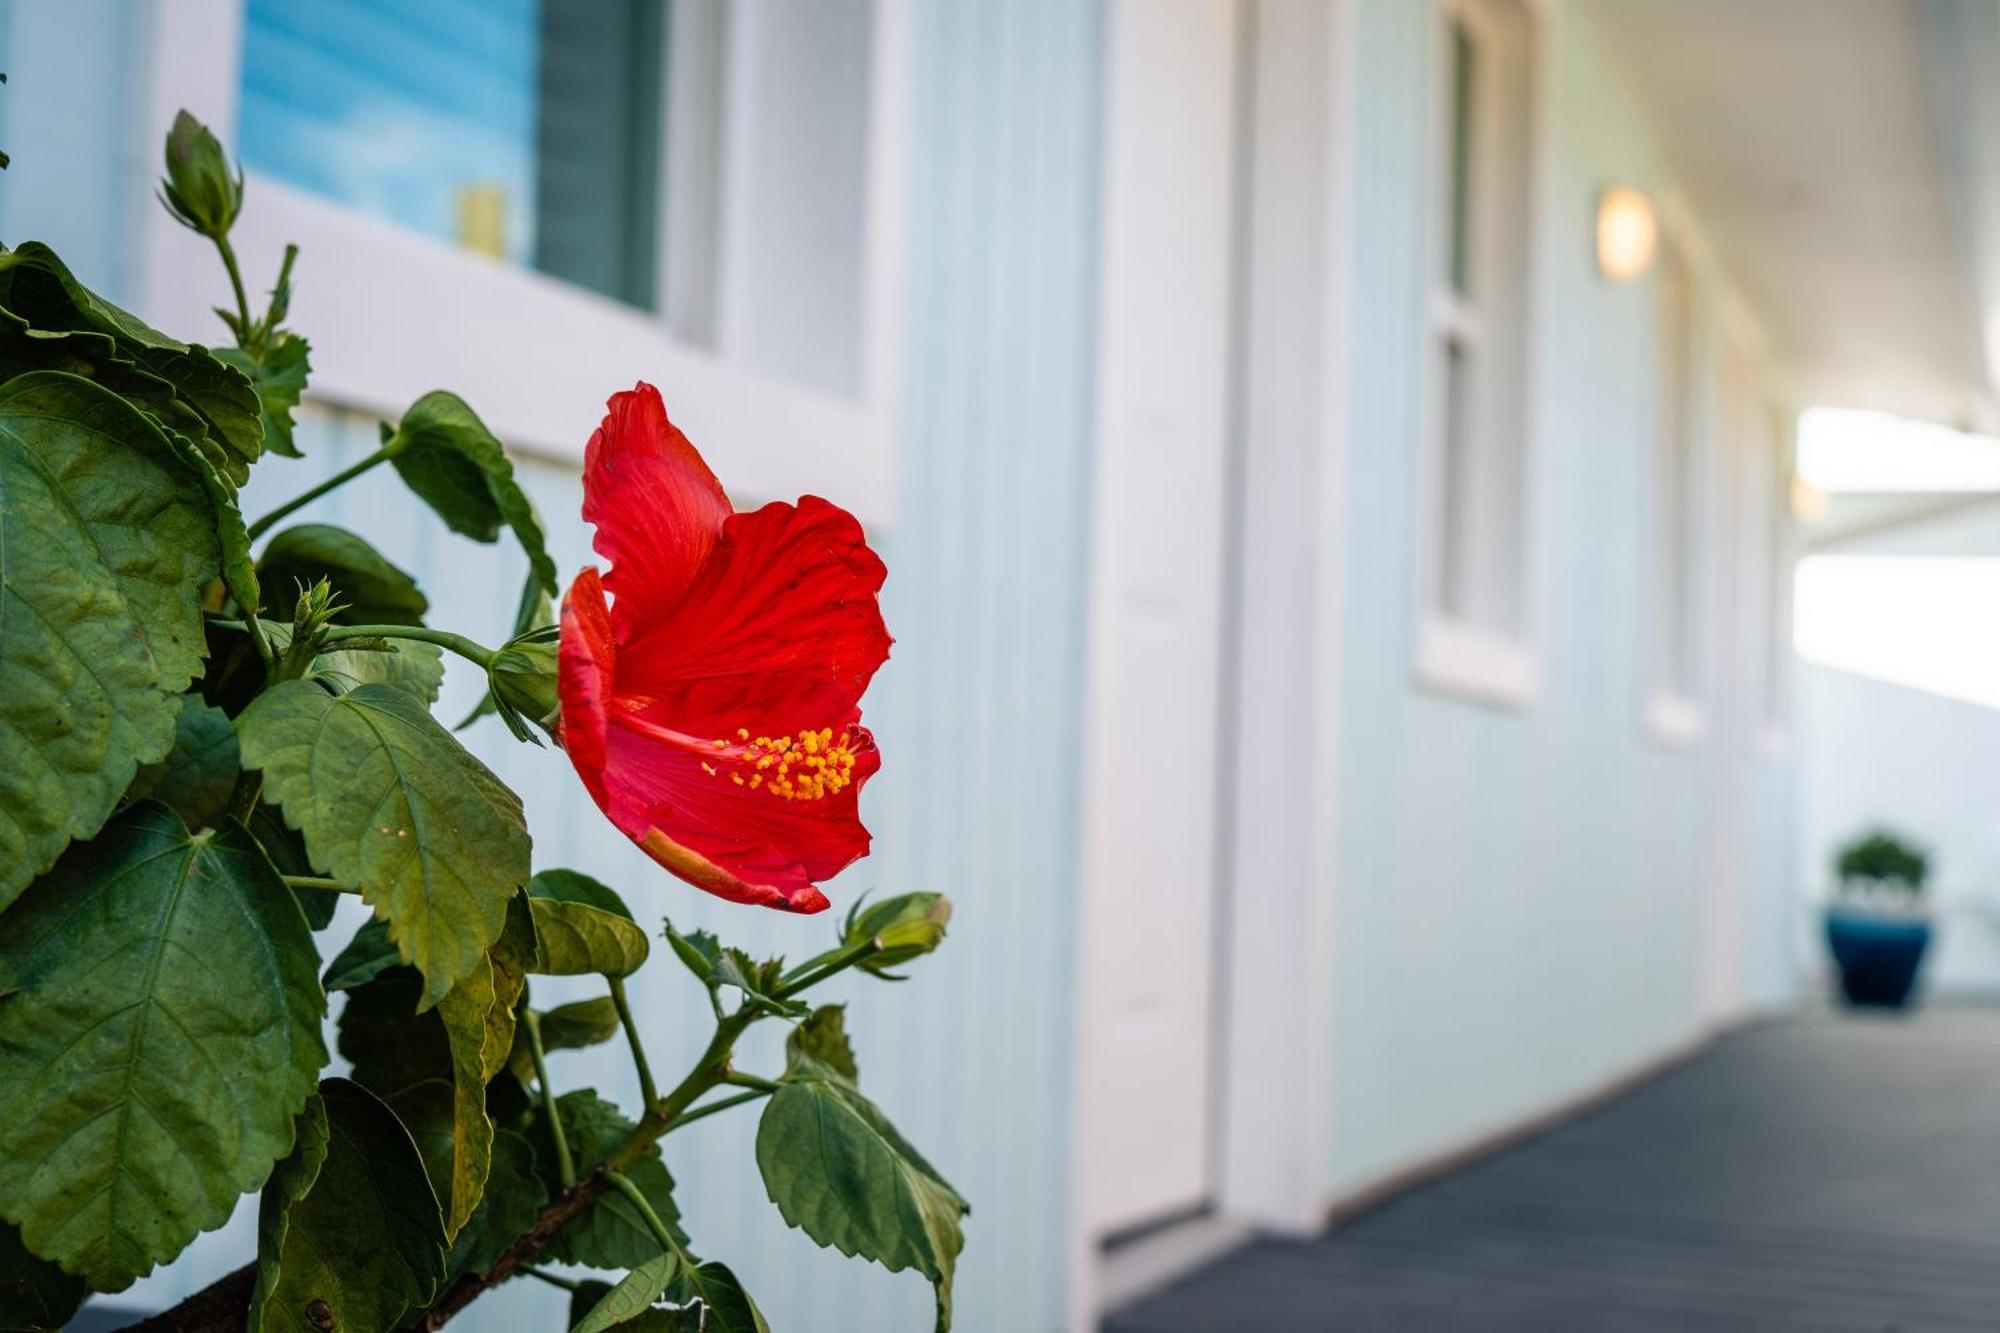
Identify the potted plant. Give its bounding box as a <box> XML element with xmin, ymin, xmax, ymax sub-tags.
<box><xmin>1825</xmin><ymin>828</ymin><xmax>1933</xmax><ymax>1009</ymax></box>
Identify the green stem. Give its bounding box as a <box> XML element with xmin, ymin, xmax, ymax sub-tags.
<box><xmin>519</xmin><ymin>1265</ymin><xmax>579</xmax><ymax>1294</ymax></box>
<box><xmin>322</xmin><ymin>623</ymin><xmax>497</xmax><ymax>670</ymax></box>
<box><xmin>603</xmin><ymin>1171</ymin><xmax>680</xmax><ymax>1256</ymax></box>
<box><xmin>666</xmin><ymin>1087</ymin><xmax>771</xmax><ymax>1133</ymax></box>
<box><xmin>776</xmin><ymin>938</ymin><xmax>881</xmax><ymax>998</ymax></box>
<box><xmin>523</xmin><ymin>1009</ymin><xmax>575</xmax><ymax>1188</ymax></box>
<box><xmin>283</xmin><ymin>876</ymin><xmax>362</xmax><ymax>896</ymax></box>
<box><xmin>608</xmin><ymin>977</ymin><xmax>659</xmax><ymax>1110</ymax></box>
<box><xmin>245</xmin><ymin>447</ymin><xmax>393</xmax><ymax>541</ymax></box>
<box><xmin>721</xmin><ymin>1071</ymin><xmax>780</xmax><ymax>1092</ymax></box>
<box><xmin>257</xmin><ymin>243</ymin><xmax>299</xmax><ymax>344</ymax></box>
<box><xmin>226</xmin><ymin>770</ymin><xmax>262</xmax><ymax>825</ymax></box>
<box><xmin>214</xmin><ymin>235</ymin><xmax>254</xmax><ymax>344</ymax></box>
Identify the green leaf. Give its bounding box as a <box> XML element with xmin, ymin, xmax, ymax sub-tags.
<box><xmin>664</xmin><ymin>919</ymin><xmax>723</xmax><ymax>984</ymax></box>
<box><xmin>570</xmin><ymin>1251</ymin><xmax>680</xmax><ymax>1333</ymax></box>
<box><xmin>507</xmin><ymin>996</ymin><xmax>623</xmax><ymax>1082</ymax></box>
<box><xmin>789</xmin><ymin>1005</ymin><xmax>860</xmax><ymax>1084</ymax></box>
<box><xmin>247</xmin><ymin>1080</ymin><xmax>448</xmax><ymax>1333</ymax></box>
<box><xmin>125</xmin><ymin>695</ymin><xmax>239</xmax><ymax>831</ymax></box>
<box><xmin>756</xmin><ymin>1074</ymin><xmax>969</xmax><ymax>1330</ymax></box>
<box><xmin>715</xmin><ymin>949</ymin><xmax>808</xmax><ymax>1019</ymax></box>
<box><xmin>158</xmin><ymin>422</ymin><xmax>260</xmax><ymax>616</ymax></box>
<box><xmin>569</xmin><ymin>1281</ymin><xmax>683</xmax><ymax>1332</ymax></box>
<box><xmin>0</xmin><ymin>243</ymin><xmax>263</xmax><ymax>482</ymax></box>
<box><xmin>247</xmin><ymin>802</ymin><xmax>338</xmax><ymax>929</ymax></box>
<box><xmin>446</xmin><ymin>1126</ymin><xmax>545</xmax><ymax>1281</ymax></box>
<box><xmin>314</xmin><ymin>638</ymin><xmax>446</xmax><ymax>703</ymax></box>
<box><xmin>335</xmin><ymin>961</ymin><xmax>500</xmax><ymax>1241</ymax></box>
<box><xmin>665</xmin><ymin>1260</ymin><xmax>770</xmax><ymax>1333</ymax></box>
<box><xmin>259</xmin><ymin>523</ymin><xmax>428</xmax><ymax>625</ymax></box>
<box><xmin>531</xmin><ymin>1091</ymin><xmax>688</xmax><ymax>1269</ymax></box>
<box><xmin>0</xmin><ymin>1220</ymin><xmax>84</xmax><ymax>1332</ymax></box>
<box><xmin>214</xmin><ymin>332</ymin><xmax>309</xmax><ymax>458</ymax></box>
<box><xmin>0</xmin><ymin>371</ymin><xmax>220</xmax><ymax>907</ymax></box>
<box><xmin>528</xmin><ymin>870</ymin><xmax>649</xmax><ymax>978</ymax></box>
<box><xmin>388</xmin><ymin>390</ymin><xmax>557</xmax><ymax>596</ymax></box>
<box><xmin>238</xmin><ymin>679</ymin><xmax>532</xmax><ymax>1006</ymax></box>
<box><xmin>0</xmin><ymin>802</ymin><xmax>328</xmax><ymax>1291</ymax></box>
<box><xmin>324</xmin><ymin>918</ymin><xmax>400</xmax><ymax>992</ymax></box>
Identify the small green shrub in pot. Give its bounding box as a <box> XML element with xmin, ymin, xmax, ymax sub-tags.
<box><xmin>1834</xmin><ymin>829</ymin><xmax>1930</xmax><ymax>903</ymax></box>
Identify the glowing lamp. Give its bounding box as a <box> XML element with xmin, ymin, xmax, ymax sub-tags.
<box><xmin>1596</xmin><ymin>186</ymin><xmax>1658</xmax><ymax>283</ymax></box>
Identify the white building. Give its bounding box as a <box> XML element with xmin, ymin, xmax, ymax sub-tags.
<box><xmin>2</xmin><ymin>0</ymin><xmax>1994</xmax><ymax>1328</ymax></box>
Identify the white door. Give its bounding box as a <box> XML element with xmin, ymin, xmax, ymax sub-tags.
<box><xmin>1072</xmin><ymin>0</ymin><xmax>1242</xmax><ymax>1238</ymax></box>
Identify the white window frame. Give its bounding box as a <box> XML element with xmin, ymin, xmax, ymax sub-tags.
<box><xmin>127</xmin><ymin>0</ymin><xmax>909</xmax><ymax>531</ymax></box>
<box><xmin>1645</xmin><ymin>226</ymin><xmax>1707</xmax><ymax>750</ymax></box>
<box><xmin>1412</xmin><ymin>0</ymin><xmax>1544</xmax><ymax>710</ymax></box>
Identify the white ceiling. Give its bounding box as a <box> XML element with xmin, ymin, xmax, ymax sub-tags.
<box><xmin>1591</xmin><ymin>0</ymin><xmax>1990</xmax><ymax>426</ymax></box>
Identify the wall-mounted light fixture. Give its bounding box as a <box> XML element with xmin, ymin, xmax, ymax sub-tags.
<box><xmin>1596</xmin><ymin>186</ymin><xmax>1658</xmax><ymax>282</ymax></box>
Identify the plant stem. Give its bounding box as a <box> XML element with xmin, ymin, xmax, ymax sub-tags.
<box><xmin>603</xmin><ymin>1170</ymin><xmax>679</xmax><ymax>1255</ymax></box>
<box><xmin>415</xmin><ymin>1008</ymin><xmax>758</xmax><ymax>1329</ymax></box>
<box><xmin>523</xmin><ymin>1009</ymin><xmax>575</xmax><ymax>1188</ymax></box>
<box><xmin>245</xmin><ymin>447</ymin><xmax>393</xmax><ymax>540</ymax></box>
<box><xmin>608</xmin><ymin>976</ymin><xmax>658</xmax><ymax>1110</ymax></box>
<box><xmin>776</xmin><ymin>938</ymin><xmax>881</xmax><ymax>998</ymax></box>
<box><xmin>721</xmin><ymin>1071</ymin><xmax>780</xmax><ymax>1092</ymax></box>
<box><xmin>283</xmin><ymin>875</ymin><xmax>361</xmax><ymax>895</ymax></box>
<box><xmin>214</xmin><ymin>235</ymin><xmax>254</xmax><ymax>345</ymax></box>
<box><xmin>225</xmin><ymin>770</ymin><xmax>262</xmax><ymax>826</ymax></box>
<box><xmin>322</xmin><ymin>623</ymin><xmax>496</xmax><ymax>670</ymax></box>
<box><xmin>667</xmin><ymin>1087</ymin><xmax>771</xmax><ymax>1132</ymax></box>
<box><xmin>520</xmin><ymin>1265</ymin><xmax>580</xmax><ymax>1293</ymax></box>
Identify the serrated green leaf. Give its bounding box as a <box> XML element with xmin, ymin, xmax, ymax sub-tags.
<box><xmin>237</xmin><ymin>680</ymin><xmax>531</xmax><ymax>1006</ymax></box>
<box><xmin>531</xmin><ymin>1091</ymin><xmax>688</xmax><ymax>1269</ymax></box>
<box><xmin>247</xmin><ymin>1079</ymin><xmax>447</xmax><ymax>1333</ymax></box>
<box><xmin>666</xmin><ymin>1260</ymin><xmax>770</xmax><ymax>1333</ymax></box>
<box><xmin>214</xmin><ymin>332</ymin><xmax>309</xmax><ymax>458</ymax></box>
<box><xmin>259</xmin><ymin>523</ymin><xmax>428</xmax><ymax>625</ymax></box>
<box><xmin>715</xmin><ymin>948</ymin><xmax>808</xmax><ymax>1019</ymax></box>
<box><xmin>158</xmin><ymin>422</ymin><xmax>260</xmax><ymax>616</ymax></box>
<box><xmin>506</xmin><ymin>996</ymin><xmax>622</xmax><ymax>1083</ymax></box>
<box><xmin>0</xmin><ymin>802</ymin><xmax>328</xmax><ymax>1291</ymax></box>
<box><xmin>570</xmin><ymin>1251</ymin><xmax>680</xmax><ymax>1333</ymax></box>
<box><xmin>0</xmin><ymin>371</ymin><xmax>219</xmax><ymax>907</ymax></box>
<box><xmin>757</xmin><ymin>1075</ymin><xmax>968</xmax><ymax>1331</ymax></box>
<box><xmin>0</xmin><ymin>1220</ymin><xmax>84</xmax><ymax>1332</ymax></box>
<box><xmin>789</xmin><ymin>1005</ymin><xmax>859</xmax><ymax>1084</ymax></box>
<box><xmin>446</xmin><ymin>1125</ymin><xmax>545</xmax><ymax>1282</ymax></box>
<box><xmin>528</xmin><ymin>870</ymin><xmax>649</xmax><ymax>978</ymax></box>
<box><xmin>388</xmin><ymin>390</ymin><xmax>557</xmax><ymax>596</ymax></box>
<box><xmin>125</xmin><ymin>695</ymin><xmax>238</xmax><ymax>831</ymax></box>
<box><xmin>247</xmin><ymin>802</ymin><xmax>338</xmax><ymax>929</ymax></box>
<box><xmin>314</xmin><ymin>638</ymin><xmax>446</xmax><ymax>703</ymax></box>
<box><xmin>0</xmin><ymin>243</ymin><xmax>263</xmax><ymax>483</ymax></box>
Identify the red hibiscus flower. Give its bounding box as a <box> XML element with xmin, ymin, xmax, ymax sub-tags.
<box><xmin>557</xmin><ymin>383</ymin><xmax>889</xmax><ymax>913</ymax></box>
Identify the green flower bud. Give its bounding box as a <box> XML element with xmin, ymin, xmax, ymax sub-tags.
<box><xmin>159</xmin><ymin>110</ymin><xmax>242</xmax><ymax>239</ymax></box>
<box><xmin>488</xmin><ymin>630</ymin><xmax>561</xmax><ymax>741</ymax></box>
<box><xmin>843</xmin><ymin>892</ymin><xmax>951</xmax><ymax>972</ymax></box>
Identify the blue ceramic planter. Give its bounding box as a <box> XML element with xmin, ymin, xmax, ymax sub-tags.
<box><xmin>1825</xmin><ymin>909</ymin><xmax>1932</xmax><ymax>1009</ymax></box>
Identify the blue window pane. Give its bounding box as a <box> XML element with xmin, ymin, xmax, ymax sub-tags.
<box><xmin>238</xmin><ymin>0</ymin><xmax>661</xmax><ymax>306</ymax></box>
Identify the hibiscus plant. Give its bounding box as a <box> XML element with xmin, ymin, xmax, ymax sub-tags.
<box><xmin>0</xmin><ymin>111</ymin><xmax>963</xmax><ymax>1332</ymax></box>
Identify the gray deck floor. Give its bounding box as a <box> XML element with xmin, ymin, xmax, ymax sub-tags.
<box><xmin>1105</xmin><ymin>1006</ymin><xmax>2000</xmax><ymax>1332</ymax></box>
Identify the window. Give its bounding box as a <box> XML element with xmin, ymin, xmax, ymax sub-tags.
<box><xmin>146</xmin><ymin>0</ymin><xmax>904</xmax><ymax>526</ymax></box>
<box><xmin>1415</xmin><ymin>0</ymin><xmax>1538</xmax><ymax>707</ymax></box>
<box><xmin>240</xmin><ymin>0</ymin><xmax>663</xmax><ymax>306</ymax></box>
<box><xmin>1647</xmin><ymin>237</ymin><xmax>1703</xmax><ymax>746</ymax></box>
<box><xmin>235</xmin><ymin>0</ymin><xmax>874</xmax><ymax>398</ymax></box>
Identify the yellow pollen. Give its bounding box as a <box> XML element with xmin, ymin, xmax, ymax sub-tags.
<box><xmin>703</xmin><ymin>725</ymin><xmax>864</xmax><ymax>802</ymax></box>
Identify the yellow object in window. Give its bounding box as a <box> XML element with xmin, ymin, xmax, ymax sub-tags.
<box><xmin>456</xmin><ymin>183</ymin><xmax>509</xmax><ymax>261</ymax></box>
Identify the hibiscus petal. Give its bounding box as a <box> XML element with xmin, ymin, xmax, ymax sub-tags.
<box><xmin>615</xmin><ymin>495</ymin><xmax>891</xmax><ymax>738</ymax></box>
<box><xmin>596</xmin><ymin>720</ymin><xmax>883</xmax><ymax>913</ymax></box>
<box><xmin>557</xmin><ymin>567</ymin><xmax>616</xmax><ymax>804</ymax></box>
<box><xmin>584</xmin><ymin>382</ymin><xmax>733</xmax><ymax>636</ymax></box>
